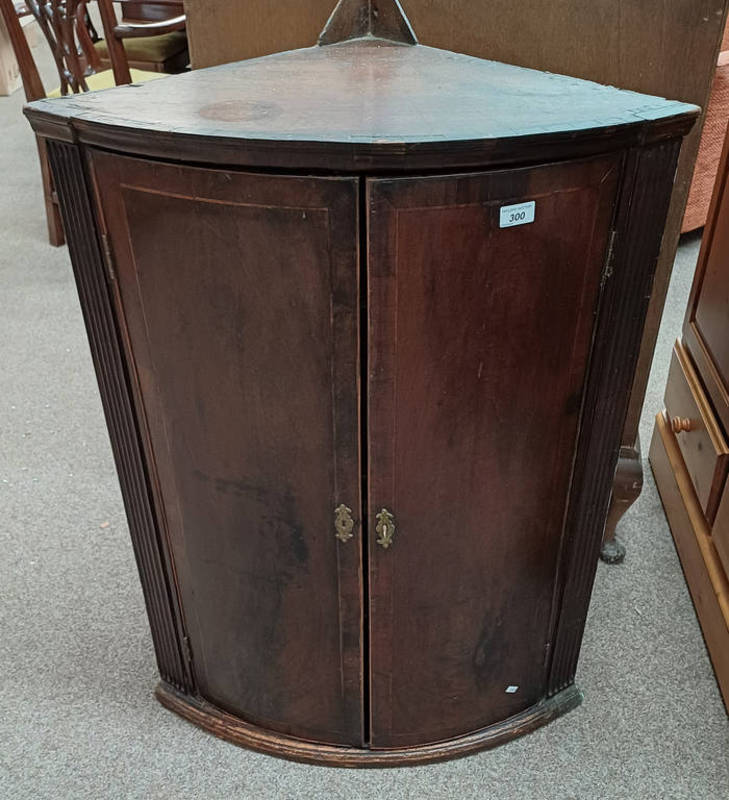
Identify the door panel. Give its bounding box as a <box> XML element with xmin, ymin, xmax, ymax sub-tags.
<box><xmin>693</xmin><ymin>171</ymin><xmax>729</xmax><ymax>400</ymax></box>
<box><xmin>367</xmin><ymin>156</ymin><xmax>620</xmax><ymax>747</ymax></box>
<box><xmin>686</xmin><ymin>142</ymin><xmax>729</xmax><ymax>438</ymax></box>
<box><xmin>90</xmin><ymin>152</ymin><xmax>363</xmax><ymax>746</ymax></box>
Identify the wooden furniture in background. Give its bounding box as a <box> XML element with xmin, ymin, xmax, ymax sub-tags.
<box><xmin>0</xmin><ymin>3</ymin><xmax>40</xmax><ymax>95</ymax></box>
<box><xmin>0</xmin><ymin>0</ymin><xmax>183</xmax><ymax>245</ymax></box>
<box><xmin>95</xmin><ymin>0</ymin><xmax>187</xmax><ymax>74</ymax></box>
<box><xmin>683</xmin><ymin>19</ymin><xmax>729</xmax><ymax>233</ymax></box>
<box><xmin>0</xmin><ymin>0</ymin><xmax>101</xmax><ymax>244</ymax></box>
<box><xmin>121</xmin><ymin>0</ymin><xmax>184</xmax><ymax>22</ymax></box>
<box><xmin>650</xmin><ymin>114</ymin><xmax>729</xmax><ymax>711</ymax></box>
<box><xmin>184</xmin><ymin>0</ymin><xmax>334</xmax><ymax>67</ymax></box>
<box><xmin>0</xmin><ymin>9</ymin><xmax>18</xmax><ymax>95</ymax></box>
<box><xmin>183</xmin><ymin>0</ymin><xmax>729</xmax><ymax>564</ymax></box>
<box><xmin>25</xmin><ymin>0</ymin><xmax>697</xmax><ymax>765</ymax></box>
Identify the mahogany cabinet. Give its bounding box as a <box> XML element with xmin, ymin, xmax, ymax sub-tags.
<box><xmin>25</xmin><ymin>0</ymin><xmax>698</xmax><ymax>766</ymax></box>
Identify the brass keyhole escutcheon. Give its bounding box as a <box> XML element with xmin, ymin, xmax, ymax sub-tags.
<box><xmin>375</xmin><ymin>508</ymin><xmax>395</xmax><ymax>549</ymax></box>
<box><xmin>334</xmin><ymin>504</ymin><xmax>355</xmax><ymax>543</ymax></box>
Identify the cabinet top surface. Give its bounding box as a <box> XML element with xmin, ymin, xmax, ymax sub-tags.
<box><xmin>26</xmin><ymin>39</ymin><xmax>698</xmax><ymax>170</ymax></box>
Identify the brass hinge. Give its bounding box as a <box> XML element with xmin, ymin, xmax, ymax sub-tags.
<box><xmin>543</xmin><ymin>641</ymin><xmax>552</xmax><ymax>669</ymax></box>
<box><xmin>100</xmin><ymin>231</ymin><xmax>116</xmax><ymax>283</ymax></box>
<box><xmin>182</xmin><ymin>635</ymin><xmax>193</xmax><ymax>666</ymax></box>
<box><xmin>600</xmin><ymin>229</ymin><xmax>618</xmax><ymax>290</ymax></box>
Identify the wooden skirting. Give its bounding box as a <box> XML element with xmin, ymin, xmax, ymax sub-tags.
<box><xmin>155</xmin><ymin>682</ymin><xmax>583</xmax><ymax>768</ymax></box>
<box><xmin>649</xmin><ymin>411</ymin><xmax>729</xmax><ymax>710</ymax></box>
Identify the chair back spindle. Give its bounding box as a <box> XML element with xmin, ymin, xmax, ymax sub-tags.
<box><xmin>0</xmin><ymin>0</ymin><xmax>186</xmax><ymax>245</ymax></box>
<box><xmin>24</xmin><ymin>0</ymin><xmax>99</xmax><ymax>95</ymax></box>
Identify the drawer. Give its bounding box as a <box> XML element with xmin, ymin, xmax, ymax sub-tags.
<box><xmin>664</xmin><ymin>341</ymin><xmax>729</xmax><ymax>523</ymax></box>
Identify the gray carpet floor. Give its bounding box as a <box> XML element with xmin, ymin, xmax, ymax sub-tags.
<box><xmin>1</xmin><ymin>48</ymin><xmax>728</xmax><ymax>800</ymax></box>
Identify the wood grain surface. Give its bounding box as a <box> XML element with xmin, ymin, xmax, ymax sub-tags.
<box><xmin>548</xmin><ymin>139</ymin><xmax>682</xmax><ymax>695</ymax></box>
<box><xmin>650</xmin><ymin>411</ymin><xmax>729</xmax><ymax>710</ymax></box>
<box><xmin>156</xmin><ymin>680</ymin><xmax>583</xmax><ymax>766</ymax></box>
<box><xmin>24</xmin><ymin>39</ymin><xmax>696</xmax><ymax>173</ymax></box>
<box><xmin>664</xmin><ymin>342</ymin><xmax>729</xmax><ymax>523</ymax></box>
<box><xmin>366</xmin><ymin>156</ymin><xmax>620</xmax><ymax>747</ymax></box>
<box><xmin>685</xmin><ymin>116</ymin><xmax>729</xmax><ymax>436</ymax></box>
<box><xmin>32</xmin><ymin>5</ymin><xmax>698</xmax><ymax>761</ymax></box>
<box><xmin>90</xmin><ymin>152</ymin><xmax>365</xmax><ymax>746</ymax></box>
<box><xmin>654</xmin><ymin>92</ymin><xmax>729</xmax><ymax>714</ymax></box>
<box><xmin>47</xmin><ymin>140</ymin><xmax>193</xmax><ymax>693</ymax></box>
<box><xmin>180</xmin><ymin>0</ymin><xmax>729</xmax><ymax>510</ymax></box>
<box><xmin>713</xmin><ymin>477</ymin><xmax>729</xmax><ymax>580</ymax></box>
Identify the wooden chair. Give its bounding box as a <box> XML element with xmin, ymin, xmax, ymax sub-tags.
<box><xmin>0</xmin><ymin>0</ymin><xmax>184</xmax><ymax>245</ymax></box>
<box><xmin>95</xmin><ymin>1</ymin><xmax>187</xmax><ymax>75</ymax></box>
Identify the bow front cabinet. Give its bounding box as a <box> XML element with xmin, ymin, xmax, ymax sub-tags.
<box><xmin>25</xmin><ymin>0</ymin><xmax>697</xmax><ymax>766</ymax></box>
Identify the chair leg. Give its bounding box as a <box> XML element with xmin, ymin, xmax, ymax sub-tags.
<box><xmin>36</xmin><ymin>136</ymin><xmax>65</xmax><ymax>247</ymax></box>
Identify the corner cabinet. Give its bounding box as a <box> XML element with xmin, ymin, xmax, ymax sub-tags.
<box><xmin>27</xmin><ymin>0</ymin><xmax>697</xmax><ymax>767</ymax></box>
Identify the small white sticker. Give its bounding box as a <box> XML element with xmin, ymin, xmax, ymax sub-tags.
<box><xmin>505</xmin><ymin>685</ymin><xmax>519</xmax><ymax>694</ymax></box>
<box><xmin>499</xmin><ymin>201</ymin><xmax>536</xmax><ymax>228</ymax></box>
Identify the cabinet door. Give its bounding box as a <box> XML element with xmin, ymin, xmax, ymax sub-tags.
<box><xmin>90</xmin><ymin>153</ymin><xmax>363</xmax><ymax>746</ymax></box>
<box><xmin>367</xmin><ymin>156</ymin><xmax>620</xmax><ymax>747</ymax></box>
<box><xmin>685</xmin><ymin>132</ymin><xmax>729</xmax><ymax>438</ymax></box>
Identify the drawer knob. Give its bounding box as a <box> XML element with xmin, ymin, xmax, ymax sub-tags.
<box><xmin>671</xmin><ymin>416</ymin><xmax>694</xmax><ymax>434</ymax></box>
